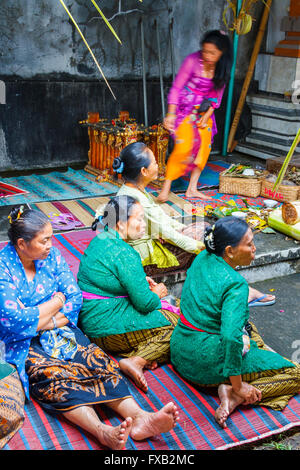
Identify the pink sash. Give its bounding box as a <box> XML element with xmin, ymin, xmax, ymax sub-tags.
<box><xmin>81</xmin><ymin>291</ymin><xmax>180</xmax><ymax>315</ymax></box>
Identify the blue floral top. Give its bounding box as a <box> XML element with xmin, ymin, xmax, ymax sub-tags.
<box><xmin>0</xmin><ymin>243</ymin><xmax>83</xmax><ymax>399</ymax></box>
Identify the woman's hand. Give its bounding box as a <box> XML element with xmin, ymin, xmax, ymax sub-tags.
<box><xmin>163</xmin><ymin>114</ymin><xmax>176</xmax><ymax>132</ymax></box>
<box><xmin>152</xmin><ymin>283</ymin><xmax>168</xmax><ymax>299</ymax></box>
<box><xmin>197</xmin><ymin>107</ymin><xmax>214</xmax><ymax>129</ymax></box>
<box><xmin>233</xmin><ymin>381</ymin><xmax>262</xmax><ymax>405</ymax></box>
<box><xmin>197</xmin><ymin>115</ymin><xmax>209</xmax><ymax>129</ymax></box>
<box><xmin>146</xmin><ymin>276</ymin><xmax>158</xmax><ymax>290</ymax></box>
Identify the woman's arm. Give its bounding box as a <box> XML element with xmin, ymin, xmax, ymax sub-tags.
<box><xmin>36</xmin><ymin>294</ymin><xmax>67</xmax><ymax>330</ymax></box>
<box><xmin>164</xmin><ymin>54</ymin><xmax>196</xmax><ymax>132</ymax></box>
<box><xmin>53</xmin><ymin>250</ymin><xmax>83</xmax><ymax>327</ymax></box>
<box><xmin>16</xmin><ymin>292</ymin><xmax>68</xmax><ymax>331</ymax></box>
<box><xmin>146</xmin><ymin>205</ymin><xmax>201</xmax><ymax>253</ymax></box>
<box><xmin>220</xmin><ymin>280</ymin><xmax>250</xmax><ymax>378</ymax></box>
<box><xmin>116</xmin><ymin>249</ymin><xmax>161</xmax><ymax>314</ymax></box>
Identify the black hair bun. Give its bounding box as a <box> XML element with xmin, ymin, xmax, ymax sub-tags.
<box><xmin>112</xmin><ymin>157</ymin><xmax>122</xmax><ymax>171</ymax></box>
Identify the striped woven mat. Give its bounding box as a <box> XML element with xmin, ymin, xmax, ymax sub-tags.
<box><xmin>3</xmin><ymin>230</ymin><xmax>300</xmax><ymax>450</ymax></box>
<box><xmin>180</xmin><ymin>190</ymin><xmax>268</xmax><ymax>209</ymax></box>
<box><xmin>0</xmin><ymin>168</ymin><xmax>118</xmax><ymax>207</ymax></box>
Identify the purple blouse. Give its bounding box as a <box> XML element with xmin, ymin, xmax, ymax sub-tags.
<box><xmin>168</xmin><ymin>51</ymin><xmax>225</xmax><ymax>138</ymax></box>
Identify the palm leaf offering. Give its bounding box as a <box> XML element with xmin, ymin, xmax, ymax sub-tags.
<box><xmin>272</xmin><ymin>128</ymin><xmax>300</xmax><ymax>192</ymax></box>
<box><xmin>59</xmin><ymin>0</ymin><xmax>116</xmax><ymax>100</ymax></box>
<box><xmin>90</xmin><ymin>0</ymin><xmax>122</xmax><ymax>44</ymax></box>
<box><xmin>223</xmin><ymin>0</ymin><xmax>268</xmax><ymax>35</ymax></box>
<box><xmin>222</xmin><ymin>163</ymin><xmax>265</xmax><ymax>178</ymax></box>
<box><xmin>204</xmin><ymin>199</ymin><xmax>275</xmax><ymax>233</ymax></box>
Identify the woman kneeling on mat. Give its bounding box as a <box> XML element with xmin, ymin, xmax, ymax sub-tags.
<box><xmin>0</xmin><ymin>206</ymin><xmax>178</xmax><ymax>449</ymax></box>
<box><xmin>78</xmin><ymin>195</ymin><xmax>180</xmax><ymax>393</ymax></box>
<box><xmin>170</xmin><ymin>216</ymin><xmax>300</xmax><ymax>429</ymax></box>
<box><xmin>113</xmin><ymin>142</ymin><xmax>206</xmax><ymax>276</ymax></box>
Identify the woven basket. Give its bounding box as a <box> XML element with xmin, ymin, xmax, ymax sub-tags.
<box><xmin>219</xmin><ymin>170</ymin><xmax>266</xmax><ymax>198</ymax></box>
<box><xmin>260</xmin><ymin>179</ymin><xmax>300</xmax><ymax>203</ymax></box>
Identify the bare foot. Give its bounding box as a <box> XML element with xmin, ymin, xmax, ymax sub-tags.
<box><xmin>130</xmin><ymin>402</ymin><xmax>179</xmax><ymax>441</ymax></box>
<box><xmin>215</xmin><ymin>384</ymin><xmax>244</xmax><ymax>429</ymax></box>
<box><xmin>156</xmin><ymin>193</ymin><xmax>169</xmax><ymax>203</ymax></box>
<box><xmin>185</xmin><ymin>190</ymin><xmax>210</xmax><ymax>200</ymax></box>
<box><xmin>119</xmin><ymin>356</ymin><xmax>149</xmax><ymax>392</ymax></box>
<box><xmin>145</xmin><ymin>361</ymin><xmax>158</xmax><ymax>371</ymax></box>
<box><xmin>97</xmin><ymin>417</ymin><xmax>132</xmax><ymax>450</ymax></box>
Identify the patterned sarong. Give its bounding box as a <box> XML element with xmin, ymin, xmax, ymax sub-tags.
<box><xmin>25</xmin><ymin>328</ymin><xmax>131</xmax><ymax>413</ymax></box>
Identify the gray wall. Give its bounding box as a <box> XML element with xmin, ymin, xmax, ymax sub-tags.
<box><xmin>0</xmin><ymin>0</ymin><xmax>269</xmax><ymax>172</ymax></box>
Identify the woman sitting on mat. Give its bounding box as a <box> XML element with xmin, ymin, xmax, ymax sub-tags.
<box><xmin>78</xmin><ymin>195</ymin><xmax>180</xmax><ymax>393</ymax></box>
<box><xmin>157</xmin><ymin>30</ymin><xmax>232</xmax><ymax>203</ymax></box>
<box><xmin>96</xmin><ymin>141</ymin><xmax>274</xmax><ymax>305</ymax></box>
<box><xmin>0</xmin><ymin>206</ymin><xmax>179</xmax><ymax>450</ymax></box>
<box><xmin>170</xmin><ymin>216</ymin><xmax>299</xmax><ymax>429</ymax></box>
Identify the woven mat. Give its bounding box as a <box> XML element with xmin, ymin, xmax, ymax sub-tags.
<box><xmin>0</xmin><ymin>168</ymin><xmax>117</xmax><ymax>206</ymax></box>
<box><xmin>32</xmin><ymin>192</ymin><xmax>199</xmax><ymax>231</ymax></box>
<box><xmin>2</xmin><ymin>230</ymin><xmax>300</xmax><ymax>450</ymax></box>
<box><xmin>179</xmin><ymin>189</ymin><xmax>268</xmax><ymax>210</ymax></box>
<box><xmin>170</xmin><ymin>160</ymin><xmax>230</xmax><ymax>192</ymax></box>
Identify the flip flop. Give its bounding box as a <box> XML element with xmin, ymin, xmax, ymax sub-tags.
<box><xmin>248</xmin><ymin>294</ymin><xmax>276</xmax><ymax>307</ymax></box>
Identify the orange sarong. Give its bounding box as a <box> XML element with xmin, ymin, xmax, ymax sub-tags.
<box><xmin>165</xmin><ymin>113</ymin><xmax>213</xmax><ymax>181</ymax></box>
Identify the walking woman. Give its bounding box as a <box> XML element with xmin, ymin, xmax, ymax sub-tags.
<box><xmin>157</xmin><ymin>30</ymin><xmax>233</xmax><ymax>202</ymax></box>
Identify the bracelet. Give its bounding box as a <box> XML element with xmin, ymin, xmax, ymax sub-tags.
<box><xmin>52</xmin><ymin>316</ymin><xmax>57</xmax><ymax>329</ymax></box>
<box><xmin>54</xmin><ymin>292</ymin><xmax>65</xmax><ymax>306</ymax></box>
<box><xmin>166</xmin><ymin>112</ymin><xmax>176</xmax><ymax>117</ymax></box>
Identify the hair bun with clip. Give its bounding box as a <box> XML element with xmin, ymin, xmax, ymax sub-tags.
<box><xmin>112</xmin><ymin>157</ymin><xmax>124</xmax><ymax>174</ymax></box>
<box><xmin>204</xmin><ymin>225</ymin><xmax>216</xmax><ymax>251</ymax></box>
<box><xmin>8</xmin><ymin>205</ymin><xmax>24</xmax><ymax>225</ymax></box>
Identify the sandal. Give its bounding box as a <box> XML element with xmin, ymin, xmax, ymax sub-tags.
<box><xmin>248</xmin><ymin>294</ymin><xmax>276</xmax><ymax>307</ymax></box>
<box><xmin>47</xmin><ymin>212</ymin><xmax>83</xmax><ymax>231</ymax></box>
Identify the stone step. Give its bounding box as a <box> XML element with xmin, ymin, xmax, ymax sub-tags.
<box><xmin>236</xmin><ymin>142</ymin><xmax>284</xmax><ymax>159</ymax></box>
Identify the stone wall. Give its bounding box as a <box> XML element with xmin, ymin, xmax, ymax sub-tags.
<box><xmin>0</xmin><ymin>0</ymin><xmax>267</xmax><ymax>172</ymax></box>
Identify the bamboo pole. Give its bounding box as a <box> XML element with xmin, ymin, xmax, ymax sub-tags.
<box><xmin>227</xmin><ymin>0</ymin><xmax>273</xmax><ymax>153</ymax></box>
<box><xmin>221</xmin><ymin>0</ymin><xmax>243</xmax><ymax>156</ymax></box>
<box><xmin>59</xmin><ymin>0</ymin><xmax>116</xmax><ymax>100</ymax></box>
<box><xmin>273</xmin><ymin>127</ymin><xmax>300</xmax><ymax>192</ymax></box>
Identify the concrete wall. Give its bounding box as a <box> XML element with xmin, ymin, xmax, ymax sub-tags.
<box><xmin>0</xmin><ymin>0</ymin><xmax>269</xmax><ymax>172</ymax></box>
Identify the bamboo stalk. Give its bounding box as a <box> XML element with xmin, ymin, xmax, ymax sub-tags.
<box><xmin>90</xmin><ymin>0</ymin><xmax>122</xmax><ymax>45</ymax></box>
<box><xmin>227</xmin><ymin>0</ymin><xmax>272</xmax><ymax>152</ymax></box>
<box><xmin>222</xmin><ymin>0</ymin><xmax>243</xmax><ymax>156</ymax></box>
